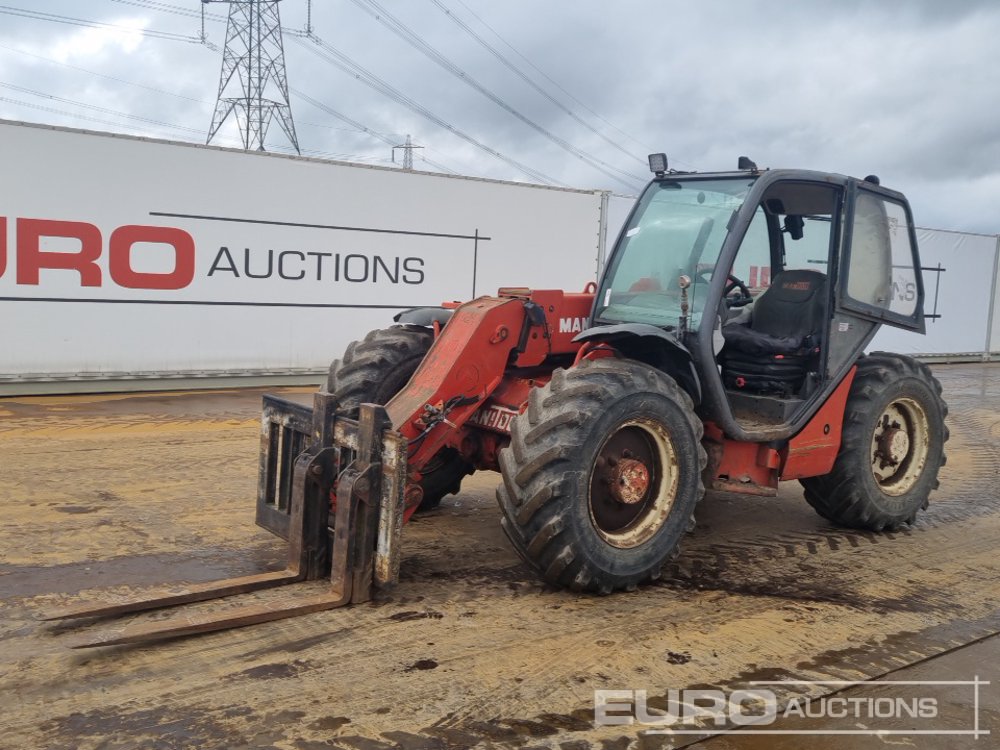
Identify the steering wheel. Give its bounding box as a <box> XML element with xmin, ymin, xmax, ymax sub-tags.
<box><xmin>696</xmin><ymin>269</ymin><xmax>754</xmax><ymax>308</ymax></box>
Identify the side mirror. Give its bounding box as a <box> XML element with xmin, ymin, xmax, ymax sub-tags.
<box><xmin>785</xmin><ymin>215</ymin><xmax>805</xmax><ymax>240</ymax></box>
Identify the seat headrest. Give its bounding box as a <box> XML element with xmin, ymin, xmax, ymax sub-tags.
<box><xmin>766</xmin><ymin>269</ymin><xmax>827</xmax><ymax>303</ymax></box>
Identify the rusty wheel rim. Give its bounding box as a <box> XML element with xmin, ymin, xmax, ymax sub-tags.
<box><xmin>588</xmin><ymin>419</ymin><xmax>679</xmax><ymax>549</ymax></box>
<box><xmin>870</xmin><ymin>397</ymin><xmax>930</xmax><ymax>497</ymax></box>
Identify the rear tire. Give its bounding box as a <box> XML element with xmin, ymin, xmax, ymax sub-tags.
<box><xmin>496</xmin><ymin>359</ymin><xmax>706</xmax><ymax>593</ymax></box>
<box><xmin>328</xmin><ymin>326</ymin><xmax>471</xmax><ymax>511</ymax></box>
<box><xmin>800</xmin><ymin>352</ymin><xmax>948</xmax><ymax>531</ymax></box>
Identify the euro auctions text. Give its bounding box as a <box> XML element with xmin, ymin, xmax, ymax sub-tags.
<box><xmin>0</xmin><ymin>217</ymin><xmax>425</xmax><ymax>291</ymax></box>
<box><xmin>595</xmin><ymin>678</ymin><xmax>990</xmax><ymax>738</ymax></box>
<box><xmin>595</xmin><ymin>688</ymin><xmax>936</xmax><ymax>727</ymax></box>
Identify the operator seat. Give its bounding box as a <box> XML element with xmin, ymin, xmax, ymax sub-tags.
<box><xmin>719</xmin><ymin>269</ymin><xmax>828</xmax><ymax>396</ymax></box>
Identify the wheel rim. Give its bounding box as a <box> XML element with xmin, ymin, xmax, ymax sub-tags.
<box><xmin>588</xmin><ymin>418</ymin><xmax>679</xmax><ymax>549</ymax></box>
<box><xmin>870</xmin><ymin>397</ymin><xmax>931</xmax><ymax>496</ymax></box>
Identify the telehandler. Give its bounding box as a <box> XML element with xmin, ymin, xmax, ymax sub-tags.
<box><xmin>50</xmin><ymin>156</ymin><xmax>947</xmax><ymax>647</ymax></box>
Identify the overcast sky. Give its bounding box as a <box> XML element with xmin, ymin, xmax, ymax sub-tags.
<box><xmin>1</xmin><ymin>0</ymin><xmax>998</xmax><ymax>233</ymax></box>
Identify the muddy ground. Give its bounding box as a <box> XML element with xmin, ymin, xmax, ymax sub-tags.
<box><xmin>0</xmin><ymin>364</ymin><xmax>997</xmax><ymax>749</ymax></box>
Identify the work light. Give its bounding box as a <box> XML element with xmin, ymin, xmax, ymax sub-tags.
<box><xmin>648</xmin><ymin>153</ymin><xmax>668</xmax><ymax>174</ymax></box>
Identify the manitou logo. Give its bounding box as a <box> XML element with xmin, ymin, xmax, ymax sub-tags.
<box><xmin>0</xmin><ymin>217</ymin><xmax>195</xmax><ymax>290</ymax></box>
<box><xmin>468</xmin><ymin>404</ymin><xmax>518</xmax><ymax>434</ymax></box>
<box><xmin>559</xmin><ymin>316</ymin><xmax>587</xmax><ymax>333</ymax></box>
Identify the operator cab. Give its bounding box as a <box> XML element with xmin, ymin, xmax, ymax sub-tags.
<box><xmin>591</xmin><ymin>156</ymin><xmax>924</xmax><ymax>439</ymax></box>
<box><xmin>717</xmin><ymin>179</ymin><xmax>842</xmax><ymax>428</ymax></box>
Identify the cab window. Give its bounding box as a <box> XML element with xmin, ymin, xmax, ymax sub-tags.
<box><xmin>845</xmin><ymin>192</ymin><xmax>918</xmax><ymax>318</ymax></box>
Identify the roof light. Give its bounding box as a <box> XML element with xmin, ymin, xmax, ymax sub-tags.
<box><xmin>648</xmin><ymin>153</ymin><xmax>668</xmax><ymax>175</ymax></box>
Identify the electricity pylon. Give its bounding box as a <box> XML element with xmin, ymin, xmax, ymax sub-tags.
<box><xmin>206</xmin><ymin>0</ymin><xmax>300</xmax><ymax>153</ymax></box>
<box><xmin>392</xmin><ymin>134</ymin><xmax>423</xmax><ymax>170</ymax></box>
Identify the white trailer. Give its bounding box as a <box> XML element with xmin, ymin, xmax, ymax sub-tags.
<box><xmin>3</xmin><ymin>120</ymin><xmax>997</xmax><ymax>394</ymax></box>
<box><xmin>0</xmin><ymin>120</ymin><xmax>609</xmax><ymax>393</ymax></box>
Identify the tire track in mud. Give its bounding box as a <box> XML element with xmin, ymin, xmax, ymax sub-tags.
<box><xmin>4</xmin><ymin>369</ymin><xmax>999</xmax><ymax>750</ymax></box>
<box><xmin>357</xmin><ymin>399</ymin><xmax>1000</xmax><ymax>749</ymax></box>
<box><xmin>26</xmin><ymin>498</ymin><xmax>997</xmax><ymax>750</ymax></box>
<box><xmin>659</xmin><ymin>401</ymin><xmax>999</xmax><ymax>583</ymax></box>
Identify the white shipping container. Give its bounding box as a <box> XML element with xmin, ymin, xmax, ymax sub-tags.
<box><xmin>869</xmin><ymin>228</ymin><xmax>1000</xmax><ymax>357</ymax></box>
<box><xmin>0</xmin><ymin>120</ymin><xmax>608</xmax><ymax>391</ymax></box>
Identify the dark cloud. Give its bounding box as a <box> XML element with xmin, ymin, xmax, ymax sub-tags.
<box><xmin>0</xmin><ymin>0</ymin><xmax>998</xmax><ymax>232</ymax></box>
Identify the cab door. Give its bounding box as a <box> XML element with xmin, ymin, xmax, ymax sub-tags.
<box><xmin>825</xmin><ymin>179</ymin><xmax>925</xmax><ymax>378</ymax></box>
<box><xmin>838</xmin><ymin>180</ymin><xmax>925</xmax><ymax>332</ymax></box>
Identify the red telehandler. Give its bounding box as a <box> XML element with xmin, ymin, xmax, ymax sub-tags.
<box><xmin>50</xmin><ymin>156</ymin><xmax>947</xmax><ymax>647</ymax></box>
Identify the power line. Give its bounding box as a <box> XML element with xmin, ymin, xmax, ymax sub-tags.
<box><xmin>0</xmin><ymin>41</ymin><xmax>205</xmax><ymax>103</ymax></box>
<box><xmin>449</xmin><ymin>0</ymin><xmax>659</xmax><ymax>159</ymax></box>
<box><xmin>106</xmin><ymin>0</ymin><xmax>646</xmax><ymax>170</ymax></box>
<box><xmin>109</xmin><ymin>0</ymin><xmax>226</xmax><ymax>21</ymax></box>
<box><xmin>0</xmin><ymin>41</ymin><xmax>365</xmax><ymax>135</ymax></box>
<box><xmin>0</xmin><ymin>81</ymin><xmax>205</xmax><ymax>134</ymax></box>
<box><xmin>292</xmin><ymin>88</ymin><xmax>458</xmax><ymax>175</ymax></box>
<box><xmin>0</xmin><ymin>88</ymin><xmax>401</xmax><ymax>165</ymax></box>
<box><xmin>0</xmin><ymin>4</ymin><xmax>202</xmax><ymax>43</ymax></box>
<box><xmin>111</xmin><ymin>2</ymin><xmax>495</xmax><ymax>177</ymax></box>
<box><xmin>296</xmin><ymin>34</ymin><xmax>562</xmax><ymax>185</ymax></box>
<box><xmin>0</xmin><ymin>2</ymin><xmax>556</xmax><ymax>183</ymax></box>
<box><xmin>429</xmin><ymin>0</ymin><xmax>646</xmax><ymax>168</ymax></box>
<box><xmin>223</xmin><ymin>137</ymin><xmax>394</xmax><ymax>163</ymax></box>
<box><xmin>0</xmin><ymin>31</ymin><xmax>449</xmax><ymax>168</ymax></box>
<box><xmin>348</xmin><ymin>0</ymin><xmax>643</xmax><ymax>191</ymax></box>
<box><xmin>0</xmin><ymin>95</ymin><xmax>202</xmax><ymax>137</ymax></box>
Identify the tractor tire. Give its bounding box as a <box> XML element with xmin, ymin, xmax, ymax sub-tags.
<box><xmin>328</xmin><ymin>325</ymin><xmax>471</xmax><ymax>511</ymax></box>
<box><xmin>800</xmin><ymin>352</ymin><xmax>948</xmax><ymax>531</ymax></box>
<box><xmin>496</xmin><ymin>359</ymin><xmax>706</xmax><ymax>593</ymax></box>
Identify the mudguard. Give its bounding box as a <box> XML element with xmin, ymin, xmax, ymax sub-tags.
<box><xmin>573</xmin><ymin>323</ymin><xmax>701</xmax><ymax>404</ymax></box>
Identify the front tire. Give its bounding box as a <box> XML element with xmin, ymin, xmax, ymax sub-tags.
<box><xmin>800</xmin><ymin>353</ymin><xmax>948</xmax><ymax>531</ymax></box>
<box><xmin>328</xmin><ymin>326</ymin><xmax>471</xmax><ymax>511</ymax></box>
<box><xmin>496</xmin><ymin>360</ymin><xmax>706</xmax><ymax>593</ymax></box>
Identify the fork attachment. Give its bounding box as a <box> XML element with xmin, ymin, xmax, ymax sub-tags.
<box><xmin>44</xmin><ymin>391</ymin><xmax>408</xmax><ymax>648</ymax></box>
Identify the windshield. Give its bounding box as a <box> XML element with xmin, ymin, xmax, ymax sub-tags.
<box><xmin>596</xmin><ymin>178</ymin><xmax>756</xmax><ymax>329</ymax></box>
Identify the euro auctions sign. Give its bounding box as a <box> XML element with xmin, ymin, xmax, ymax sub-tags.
<box><xmin>0</xmin><ymin>120</ymin><xmax>604</xmax><ymax>381</ymax></box>
<box><xmin>0</xmin><ymin>212</ymin><xmax>472</xmax><ymax>307</ymax></box>
<box><xmin>0</xmin><ymin>131</ymin><xmax>504</xmax><ymax>311</ymax></box>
